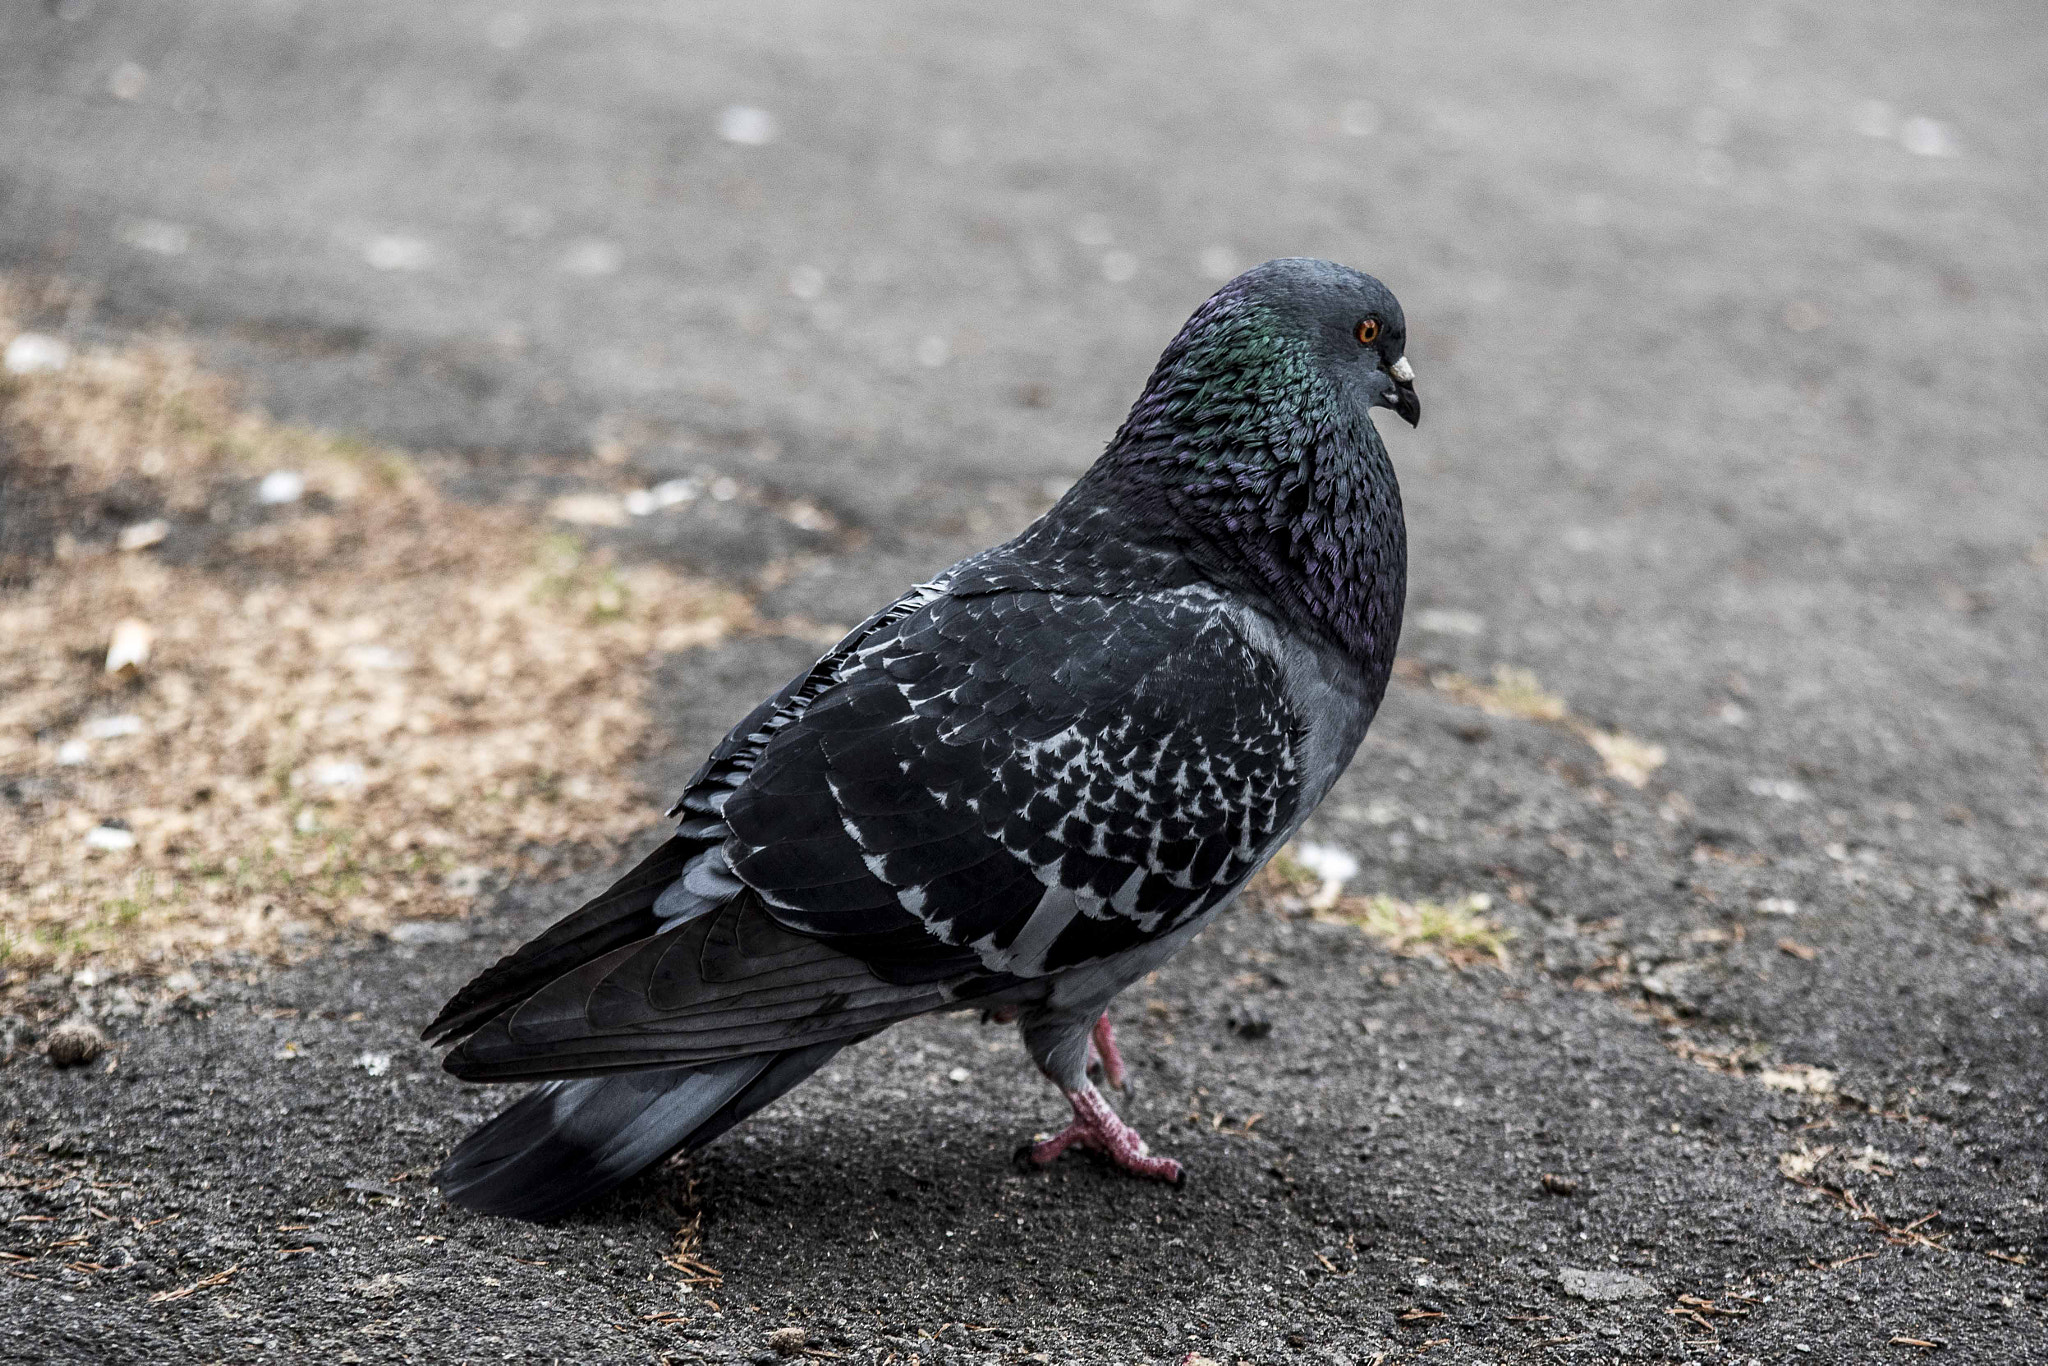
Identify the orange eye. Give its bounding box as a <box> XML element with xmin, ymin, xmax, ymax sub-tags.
<box><xmin>1355</xmin><ymin>318</ymin><xmax>1380</xmax><ymax>345</ymax></box>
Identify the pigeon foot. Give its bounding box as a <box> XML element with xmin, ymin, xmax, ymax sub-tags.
<box><xmin>1022</xmin><ymin>1083</ymin><xmax>1183</xmax><ymax>1185</ymax></box>
<box><xmin>1084</xmin><ymin>1012</ymin><xmax>1129</xmax><ymax>1092</ymax></box>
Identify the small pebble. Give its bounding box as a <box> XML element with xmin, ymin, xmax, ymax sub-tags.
<box><xmin>84</xmin><ymin>824</ymin><xmax>137</xmax><ymax>852</ymax></box>
<box><xmin>104</xmin><ymin>618</ymin><xmax>153</xmax><ymax>675</ymax></box>
<box><xmin>4</xmin><ymin>333</ymin><xmax>71</xmax><ymax>375</ymax></box>
<box><xmin>46</xmin><ymin>1018</ymin><xmax>108</xmax><ymax>1068</ymax></box>
<box><xmin>1414</xmin><ymin>608</ymin><xmax>1484</xmax><ymax>636</ymax></box>
<box><xmin>650</xmin><ymin>478</ymin><xmax>699</xmax><ymax>508</ymax></box>
<box><xmin>307</xmin><ymin>760</ymin><xmax>367</xmax><ymax>791</ymax></box>
<box><xmin>1899</xmin><ymin>117</ymin><xmax>1956</xmax><ymax>158</ymax></box>
<box><xmin>117</xmin><ymin>519</ymin><xmax>168</xmax><ymax>552</ymax></box>
<box><xmin>549</xmin><ymin>492</ymin><xmax>627</xmax><ymax>526</ymax></box>
<box><xmin>718</xmin><ymin>105</ymin><xmax>777</xmax><ymax>146</ymax></box>
<box><xmin>389</xmin><ymin>920</ymin><xmax>469</xmax><ymax>945</ymax></box>
<box><xmin>258</xmin><ymin>469</ymin><xmax>306</xmax><ymax>505</ymax></box>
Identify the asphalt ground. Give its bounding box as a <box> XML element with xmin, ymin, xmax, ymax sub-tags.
<box><xmin>3</xmin><ymin>2</ymin><xmax>2046</xmax><ymax>1362</ymax></box>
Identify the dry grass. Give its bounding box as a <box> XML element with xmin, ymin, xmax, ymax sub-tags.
<box><xmin>1431</xmin><ymin>663</ymin><xmax>1667</xmax><ymax>789</ymax></box>
<box><xmin>0</xmin><ymin>293</ymin><xmax>745</xmax><ymax>983</ymax></box>
<box><xmin>1434</xmin><ymin>664</ymin><xmax>1571</xmax><ymax>724</ymax></box>
<box><xmin>1254</xmin><ymin>848</ymin><xmax>1512</xmax><ymax>969</ymax></box>
<box><xmin>1326</xmin><ymin>892</ymin><xmax>1512</xmax><ymax>968</ymax></box>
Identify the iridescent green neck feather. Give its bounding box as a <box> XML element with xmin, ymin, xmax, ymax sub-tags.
<box><xmin>1065</xmin><ymin>292</ymin><xmax>1408</xmax><ymax>686</ymax></box>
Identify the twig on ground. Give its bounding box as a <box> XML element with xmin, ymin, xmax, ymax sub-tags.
<box><xmin>147</xmin><ymin>1263</ymin><xmax>240</xmax><ymax>1304</ymax></box>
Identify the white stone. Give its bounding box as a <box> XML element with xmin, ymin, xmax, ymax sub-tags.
<box><xmin>308</xmin><ymin>760</ymin><xmax>367</xmax><ymax>790</ymax></box>
<box><xmin>1746</xmin><ymin>776</ymin><xmax>1810</xmax><ymax>803</ymax></box>
<box><xmin>341</xmin><ymin>643</ymin><xmax>409</xmax><ymax>671</ymax></box>
<box><xmin>390</xmin><ymin>919</ymin><xmax>470</xmax><ymax>944</ymax></box>
<box><xmin>85</xmin><ymin>825</ymin><xmax>137</xmax><ymax>852</ymax></box>
<box><xmin>1415</xmin><ymin>608</ymin><xmax>1484</xmax><ymax>636</ymax></box>
<box><xmin>1899</xmin><ymin>117</ymin><xmax>1957</xmax><ymax>158</ymax></box>
<box><xmin>548</xmin><ymin>492</ymin><xmax>627</xmax><ymax>526</ymax></box>
<box><xmin>1294</xmin><ymin>841</ymin><xmax>1360</xmax><ymax>910</ymax></box>
<box><xmin>258</xmin><ymin>470</ymin><xmax>305</xmax><ymax>505</ymax></box>
<box><xmin>717</xmin><ymin>105</ymin><xmax>777</xmax><ymax>146</ymax></box>
<box><xmin>1294</xmin><ymin>841</ymin><xmax>1360</xmax><ymax>886</ymax></box>
<box><xmin>105</xmin><ymin>619</ymin><xmax>153</xmax><ymax>675</ymax></box>
<box><xmin>3</xmin><ymin>333</ymin><xmax>70</xmax><ymax>375</ymax></box>
<box><xmin>117</xmin><ymin>519</ymin><xmax>168</xmax><ymax>552</ymax></box>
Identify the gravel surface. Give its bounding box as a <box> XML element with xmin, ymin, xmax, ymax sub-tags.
<box><xmin>3</xmin><ymin>2</ymin><xmax>2046</xmax><ymax>1362</ymax></box>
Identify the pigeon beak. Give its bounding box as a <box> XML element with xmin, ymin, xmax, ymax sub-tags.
<box><xmin>1381</xmin><ymin>356</ymin><xmax>1421</xmax><ymax>428</ymax></box>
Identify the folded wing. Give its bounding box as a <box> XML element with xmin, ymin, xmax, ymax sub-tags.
<box><xmin>427</xmin><ymin>577</ymin><xmax>1306</xmax><ymax>1080</ymax></box>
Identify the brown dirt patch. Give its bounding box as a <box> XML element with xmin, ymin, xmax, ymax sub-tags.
<box><xmin>0</xmin><ymin>287</ymin><xmax>746</xmax><ymax>984</ymax></box>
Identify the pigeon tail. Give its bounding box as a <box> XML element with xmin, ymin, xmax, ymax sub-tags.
<box><xmin>434</xmin><ymin>1041</ymin><xmax>846</xmax><ymax>1221</ymax></box>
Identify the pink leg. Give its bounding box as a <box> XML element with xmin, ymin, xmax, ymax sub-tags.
<box><xmin>1022</xmin><ymin>1083</ymin><xmax>1184</xmax><ymax>1185</ymax></box>
<box><xmin>1085</xmin><ymin>1012</ymin><xmax>1128</xmax><ymax>1092</ymax></box>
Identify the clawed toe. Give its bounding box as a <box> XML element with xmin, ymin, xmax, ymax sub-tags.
<box><xmin>1020</xmin><ymin>1083</ymin><xmax>1183</xmax><ymax>1185</ymax></box>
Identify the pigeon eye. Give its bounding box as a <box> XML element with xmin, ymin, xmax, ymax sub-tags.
<box><xmin>1355</xmin><ymin>318</ymin><xmax>1381</xmax><ymax>345</ymax></box>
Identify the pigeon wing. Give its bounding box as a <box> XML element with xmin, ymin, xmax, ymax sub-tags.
<box><xmin>722</xmin><ymin>582</ymin><xmax>1308</xmax><ymax>981</ymax></box>
<box><xmin>430</xmin><ymin>580</ymin><xmax>1307</xmax><ymax>1077</ymax></box>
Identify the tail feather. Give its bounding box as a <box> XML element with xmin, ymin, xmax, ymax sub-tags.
<box><xmin>433</xmin><ymin>1042</ymin><xmax>847</xmax><ymax>1222</ymax></box>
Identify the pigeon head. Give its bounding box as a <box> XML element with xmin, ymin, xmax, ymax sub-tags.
<box><xmin>1045</xmin><ymin>258</ymin><xmax>1414</xmax><ymax>676</ymax></box>
<box><xmin>1112</xmin><ymin>257</ymin><xmax>1420</xmax><ymax>460</ymax></box>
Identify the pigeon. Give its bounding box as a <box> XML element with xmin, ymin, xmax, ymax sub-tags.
<box><xmin>424</xmin><ymin>257</ymin><xmax>1419</xmax><ymax>1220</ymax></box>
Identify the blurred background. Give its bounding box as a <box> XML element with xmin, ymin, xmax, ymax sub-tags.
<box><xmin>3</xmin><ymin>3</ymin><xmax>2045</xmax><ymax>1361</ymax></box>
<box><xmin>4</xmin><ymin>1</ymin><xmax>2043</xmax><ymax>753</ymax></box>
